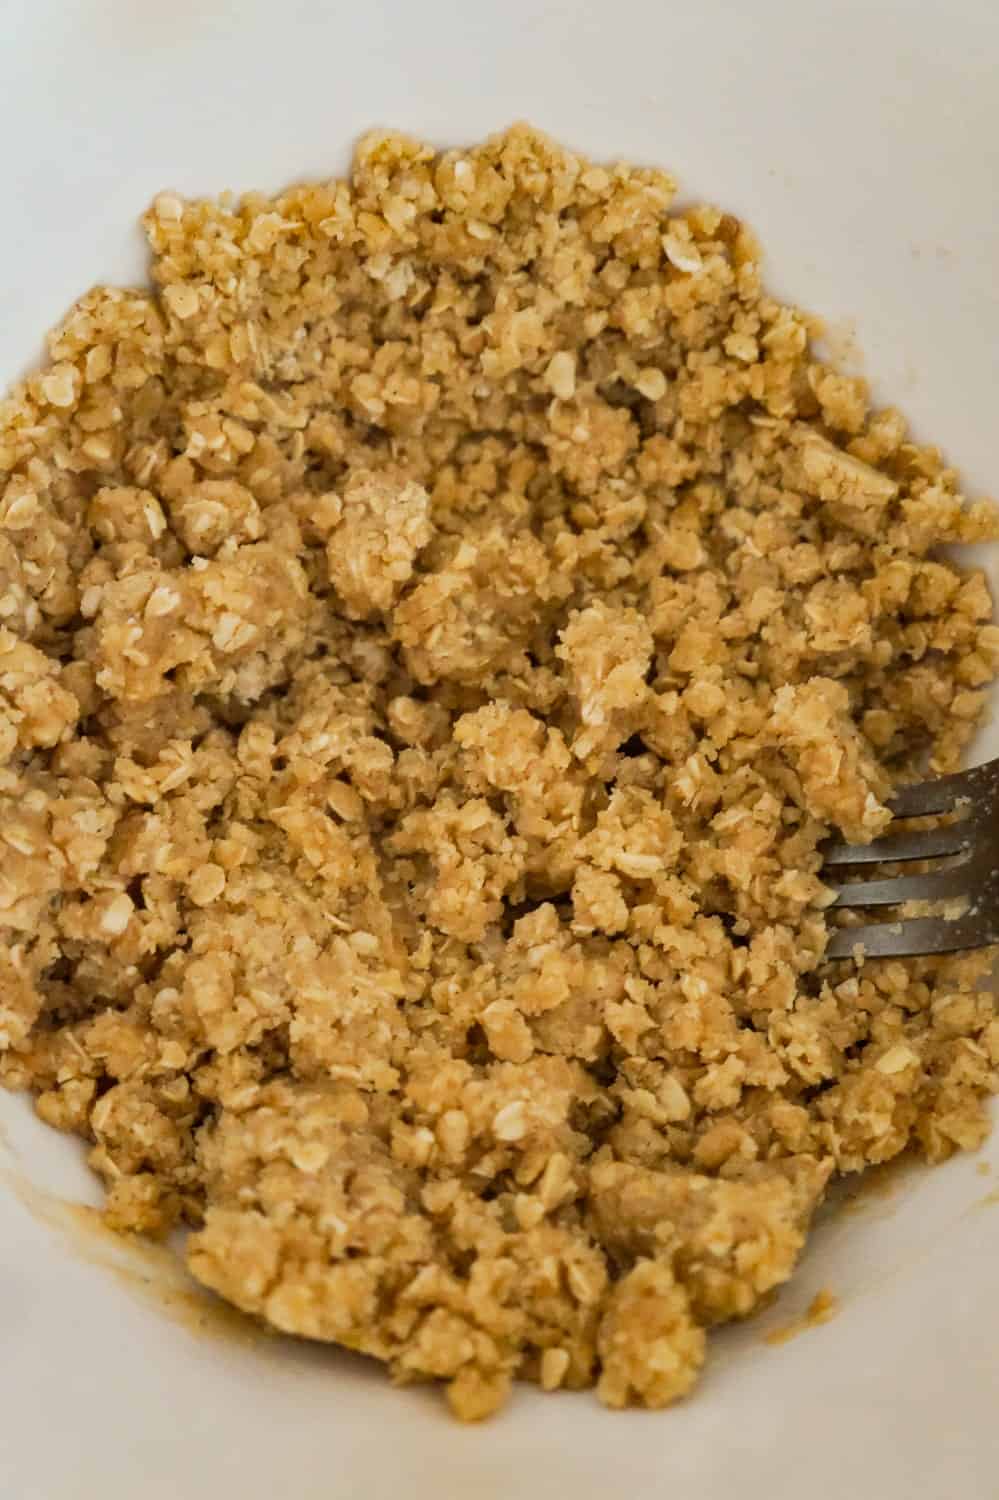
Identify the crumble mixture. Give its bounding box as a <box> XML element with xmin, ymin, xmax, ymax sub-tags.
<box><xmin>2</xmin><ymin>126</ymin><xmax>998</xmax><ymax>1420</ymax></box>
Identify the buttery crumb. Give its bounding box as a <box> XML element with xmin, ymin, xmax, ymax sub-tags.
<box><xmin>1</xmin><ymin>125</ymin><xmax>998</xmax><ymax>1422</ymax></box>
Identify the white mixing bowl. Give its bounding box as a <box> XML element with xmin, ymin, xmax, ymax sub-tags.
<box><xmin>2</xmin><ymin>2</ymin><xmax>998</xmax><ymax>1496</ymax></box>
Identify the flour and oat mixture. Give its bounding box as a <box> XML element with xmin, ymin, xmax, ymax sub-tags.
<box><xmin>2</xmin><ymin>126</ymin><xmax>999</xmax><ymax>1420</ymax></box>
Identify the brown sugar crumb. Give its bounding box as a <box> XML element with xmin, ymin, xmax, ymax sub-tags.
<box><xmin>2</xmin><ymin>124</ymin><xmax>999</xmax><ymax>1419</ymax></box>
<box><xmin>326</xmin><ymin>470</ymin><xmax>432</xmax><ymax>620</ymax></box>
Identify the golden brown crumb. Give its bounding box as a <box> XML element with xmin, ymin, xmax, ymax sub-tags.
<box><xmin>1</xmin><ymin>125</ymin><xmax>998</xmax><ymax>1420</ymax></box>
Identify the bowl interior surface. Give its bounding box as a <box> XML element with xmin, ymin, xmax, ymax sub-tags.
<box><xmin>2</xmin><ymin>3</ymin><xmax>999</xmax><ymax>1497</ymax></box>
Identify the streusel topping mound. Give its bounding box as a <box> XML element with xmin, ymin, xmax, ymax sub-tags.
<box><xmin>1</xmin><ymin>126</ymin><xmax>997</xmax><ymax>1419</ymax></box>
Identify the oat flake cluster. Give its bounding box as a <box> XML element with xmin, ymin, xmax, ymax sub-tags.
<box><xmin>2</xmin><ymin>126</ymin><xmax>998</xmax><ymax>1420</ymax></box>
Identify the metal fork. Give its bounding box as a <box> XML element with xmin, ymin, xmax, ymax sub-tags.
<box><xmin>823</xmin><ymin>758</ymin><xmax>999</xmax><ymax>960</ymax></box>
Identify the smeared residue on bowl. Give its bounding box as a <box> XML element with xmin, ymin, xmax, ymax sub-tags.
<box><xmin>764</xmin><ymin>1289</ymin><xmax>839</xmax><ymax>1347</ymax></box>
<box><xmin>0</xmin><ymin>1166</ymin><xmax>268</xmax><ymax>1350</ymax></box>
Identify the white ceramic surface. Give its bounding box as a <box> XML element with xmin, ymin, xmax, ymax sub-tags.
<box><xmin>2</xmin><ymin>2</ymin><xmax>999</xmax><ymax>1496</ymax></box>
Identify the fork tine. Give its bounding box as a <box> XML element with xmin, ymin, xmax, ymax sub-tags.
<box><xmin>890</xmin><ymin>778</ymin><xmax>968</xmax><ymax>817</ymax></box>
<box><xmin>823</xmin><ymin>823</ymin><xmax>972</xmax><ymax>868</ymax></box>
<box><xmin>826</xmin><ymin>911</ymin><xmax>999</xmax><ymax>961</ymax></box>
<box><xmin>827</xmin><ymin>866</ymin><xmax>972</xmax><ymax>908</ymax></box>
<box><xmin>822</xmin><ymin>758</ymin><xmax>999</xmax><ymax>960</ymax></box>
<box><xmin>889</xmin><ymin>760</ymin><xmax>999</xmax><ymax>818</ymax></box>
